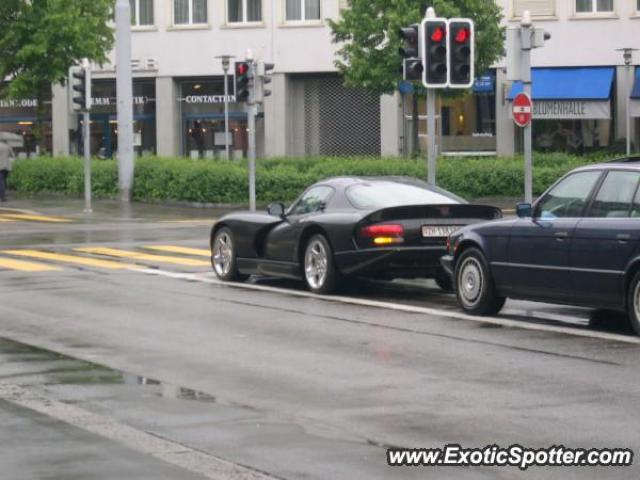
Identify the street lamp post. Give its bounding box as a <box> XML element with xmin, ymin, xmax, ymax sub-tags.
<box><xmin>617</xmin><ymin>48</ymin><xmax>638</xmax><ymax>156</ymax></box>
<box><xmin>216</xmin><ymin>55</ymin><xmax>235</xmax><ymax>160</ymax></box>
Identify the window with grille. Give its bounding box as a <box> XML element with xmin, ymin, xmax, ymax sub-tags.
<box><xmin>228</xmin><ymin>0</ymin><xmax>262</xmax><ymax>22</ymax></box>
<box><xmin>130</xmin><ymin>0</ymin><xmax>154</xmax><ymax>26</ymax></box>
<box><xmin>575</xmin><ymin>0</ymin><xmax>613</xmax><ymax>13</ymax></box>
<box><xmin>285</xmin><ymin>0</ymin><xmax>321</xmax><ymax>21</ymax></box>
<box><xmin>174</xmin><ymin>0</ymin><xmax>208</xmax><ymax>25</ymax></box>
<box><xmin>512</xmin><ymin>0</ymin><xmax>555</xmax><ymax>17</ymax></box>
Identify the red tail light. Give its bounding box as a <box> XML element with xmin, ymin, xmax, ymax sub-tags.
<box><xmin>359</xmin><ymin>224</ymin><xmax>404</xmax><ymax>246</ymax></box>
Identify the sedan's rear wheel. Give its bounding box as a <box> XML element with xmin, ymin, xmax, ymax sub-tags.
<box><xmin>211</xmin><ymin>227</ymin><xmax>247</xmax><ymax>282</ymax></box>
<box><xmin>626</xmin><ymin>271</ymin><xmax>640</xmax><ymax>335</ymax></box>
<box><xmin>454</xmin><ymin>247</ymin><xmax>505</xmax><ymax>315</ymax></box>
<box><xmin>304</xmin><ymin>234</ymin><xmax>340</xmax><ymax>294</ymax></box>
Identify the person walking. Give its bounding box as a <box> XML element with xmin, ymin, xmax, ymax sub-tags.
<box><xmin>0</xmin><ymin>139</ymin><xmax>15</xmax><ymax>202</ymax></box>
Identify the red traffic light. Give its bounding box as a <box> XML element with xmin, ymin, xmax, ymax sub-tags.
<box><xmin>236</xmin><ymin>63</ymin><xmax>249</xmax><ymax>75</ymax></box>
<box><xmin>454</xmin><ymin>27</ymin><xmax>470</xmax><ymax>44</ymax></box>
<box><xmin>430</xmin><ymin>26</ymin><xmax>445</xmax><ymax>43</ymax></box>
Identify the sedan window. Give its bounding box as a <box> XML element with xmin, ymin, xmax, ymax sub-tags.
<box><xmin>537</xmin><ymin>171</ymin><xmax>602</xmax><ymax>219</ymax></box>
<box><xmin>289</xmin><ymin>186</ymin><xmax>334</xmax><ymax>215</ymax></box>
<box><xmin>588</xmin><ymin>171</ymin><xmax>640</xmax><ymax>218</ymax></box>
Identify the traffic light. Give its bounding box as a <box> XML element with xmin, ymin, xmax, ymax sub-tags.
<box><xmin>448</xmin><ymin>19</ymin><xmax>474</xmax><ymax>88</ymax></box>
<box><xmin>68</xmin><ymin>65</ymin><xmax>91</xmax><ymax>112</ymax></box>
<box><xmin>257</xmin><ymin>62</ymin><xmax>275</xmax><ymax>101</ymax></box>
<box><xmin>421</xmin><ymin>18</ymin><xmax>448</xmax><ymax>88</ymax></box>
<box><xmin>399</xmin><ymin>25</ymin><xmax>423</xmax><ymax>81</ymax></box>
<box><xmin>234</xmin><ymin>61</ymin><xmax>252</xmax><ymax>103</ymax></box>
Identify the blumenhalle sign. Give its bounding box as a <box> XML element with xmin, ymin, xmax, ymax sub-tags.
<box><xmin>510</xmin><ymin>99</ymin><xmax>611</xmax><ymax>120</ymax></box>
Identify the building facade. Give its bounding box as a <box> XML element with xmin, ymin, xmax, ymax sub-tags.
<box><xmin>1</xmin><ymin>0</ymin><xmax>639</xmax><ymax>159</ymax></box>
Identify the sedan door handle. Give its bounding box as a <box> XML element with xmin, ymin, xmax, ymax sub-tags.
<box><xmin>617</xmin><ymin>233</ymin><xmax>631</xmax><ymax>243</ymax></box>
<box><xmin>554</xmin><ymin>231</ymin><xmax>569</xmax><ymax>240</ymax></box>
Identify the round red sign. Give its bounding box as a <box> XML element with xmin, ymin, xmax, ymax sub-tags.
<box><xmin>512</xmin><ymin>92</ymin><xmax>532</xmax><ymax>128</ymax></box>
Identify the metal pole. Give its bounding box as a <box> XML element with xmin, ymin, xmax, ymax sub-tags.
<box><xmin>224</xmin><ymin>66</ymin><xmax>230</xmax><ymax>161</ymax></box>
<box><xmin>521</xmin><ymin>15</ymin><xmax>533</xmax><ymax>204</ymax></box>
<box><xmin>115</xmin><ymin>0</ymin><xmax>134</xmax><ymax>202</ymax></box>
<box><xmin>83</xmin><ymin>111</ymin><xmax>92</xmax><ymax>213</ymax></box>
<box><xmin>247</xmin><ymin>60</ymin><xmax>257</xmax><ymax>211</ymax></box>
<box><xmin>627</xmin><ymin>63</ymin><xmax>632</xmax><ymax>156</ymax></box>
<box><xmin>427</xmin><ymin>88</ymin><xmax>437</xmax><ymax>185</ymax></box>
<box><xmin>248</xmin><ymin>103</ymin><xmax>256</xmax><ymax>211</ymax></box>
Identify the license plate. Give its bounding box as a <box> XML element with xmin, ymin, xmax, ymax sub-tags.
<box><xmin>421</xmin><ymin>225</ymin><xmax>458</xmax><ymax>238</ymax></box>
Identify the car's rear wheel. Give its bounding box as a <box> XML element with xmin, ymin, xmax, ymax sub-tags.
<box><xmin>626</xmin><ymin>271</ymin><xmax>640</xmax><ymax>335</ymax></box>
<box><xmin>454</xmin><ymin>247</ymin><xmax>505</xmax><ymax>315</ymax></box>
<box><xmin>303</xmin><ymin>234</ymin><xmax>340</xmax><ymax>294</ymax></box>
<box><xmin>434</xmin><ymin>269</ymin><xmax>453</xmax><ymax>292</ymax></box>
<box><xmin>211</xmin><ymin>227</ymin><xmax>248</xmax><ymax>282</ymax></box>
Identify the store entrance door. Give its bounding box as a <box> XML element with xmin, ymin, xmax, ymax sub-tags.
<box><xmin>80</xmin><ymin>114</ymin><xmax>156</xmax><ymax>158</ymax></box>
<box><xmin>183</xmin><ymin>113</ymin><xmax>248</xmax><ymax>159</ymax></box>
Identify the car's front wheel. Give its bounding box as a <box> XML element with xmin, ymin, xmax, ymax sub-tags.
<box><xmin>211</xmin><ymin>227</ymin><xmax>248</xmax><ymax>282</ymax></box>
<box><xmin>626</xmin><ymin>271</ymin><xmax>640</xmax><ymax>335</ymax></box>
<box><xmin>454</xmin><ymin>247</ymin><xmax>505</xmax><ymax>315</ymax></box>
<box><xmin>303</xmin><ymin>234</ymin><xmax>340</xmax><ymax>294</ymax></box>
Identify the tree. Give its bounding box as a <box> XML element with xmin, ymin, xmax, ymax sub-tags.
<box><xmin>330</xmin><ymin>0</ymin><xmax>504</xmax><ymax>96</ymax></box>
<box><xmin>0</xmin><ymin>0</ymin><xmax>114</xmax><ymax>152</ymax></box>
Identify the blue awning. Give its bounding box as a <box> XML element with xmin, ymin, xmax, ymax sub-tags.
<box><xmin>632</xmin><ymin>68</ymin><xmax>640</xmax><ymax>99</ymax></box>
<box><xmin>507</xmin><ymin>67</ymin><xmax>615</xmax><ymax>101</ymax></box>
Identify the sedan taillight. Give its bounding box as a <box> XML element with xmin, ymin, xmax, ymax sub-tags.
<box><xmin>359</xmin><ymin>224</ymin><xmax>404</xmax><ymax>245</ymax></box>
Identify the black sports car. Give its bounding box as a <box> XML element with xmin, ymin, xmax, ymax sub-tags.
<box><xmin>210</xmin><ymin>176</ymin><xmax>501</xmax><ymax>294</ymax></box>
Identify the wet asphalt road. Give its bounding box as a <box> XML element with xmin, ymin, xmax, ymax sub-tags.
<box><xmin>0</xmin><ymin>197</ymin><xmax>639</xmax><ymax>480</ymax></box>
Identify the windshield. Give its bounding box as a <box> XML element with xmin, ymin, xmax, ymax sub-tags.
<box><xmin>346</xmin><ymin>182</ymin><xmax>461</xmax><ymax>210</ymax></box>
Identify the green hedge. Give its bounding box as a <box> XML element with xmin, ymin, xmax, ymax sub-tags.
<box><xmin>8</xmin><ymin>153</ymin><xmax>611</xmax><ymax>204</ymax></box>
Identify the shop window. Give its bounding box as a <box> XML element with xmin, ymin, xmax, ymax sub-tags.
<box><xmin>512</xmin><ymin>0</ymin><xmax>555</xmax><ymax>17</ymax></box>
<box><xmin>285</xmin><ymin>0</ymin><xmax>321</xmax><ymax>21</ymax></box>
<box><xmin>228</xmin><ymin>0</ymin><xmax>262</xmax><ymax>22</ymax></box>
<box><xmin>575</xmin><ymin>0</ymin><xmax>613</xmax><ymax>13</ymax></box>
<box><xmin>174</xmin><ymin>0</ymin><xmax>208</xmax><ymax>25</ymax></box>
<box><xmin>131</xmin><ymin>0</ymin><xmax>154</xmax><ymax>26</ymax></box>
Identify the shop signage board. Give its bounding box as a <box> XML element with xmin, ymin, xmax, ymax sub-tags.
<box><xmin>512</xmin><ymin>92</ymin><xmax>532</xmax><ymax>128</ymax></box>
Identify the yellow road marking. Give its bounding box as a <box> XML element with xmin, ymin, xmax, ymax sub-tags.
<box><xmin>0</xmin><ymin>257</ymin><xmax>61</xmax><ymax>272</ymax></box>
<box><xmin>75</xmin><ymin>247</ymin><xmax>210</xmax><ymax>267</ymax></box>
<box><xmin>0</xmin><ymin>214</ymin><xmax>71</xmax><ymax>223</ymax></box>
<box><xmin>161</xmin><ymin>219</ymin><xmax>214</xmax><ymax>224</ymax></box>
<box><xmin>0</xmin><ymin>218</ymin><xmax>16</xmax><ymax>222</ymax></box>
<box><xmin>3</xmin><ymin>250</ymin><xmax>129</xmax><ymax>270</ymax></box>
<box><xmin>144</xmin><ymin>245</ymin><xmax>210</xmax><ymax>257</ymax></box>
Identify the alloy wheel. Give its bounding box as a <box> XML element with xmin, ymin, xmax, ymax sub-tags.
<box><xmin>213</xmin><ymin>231</ymin><xmax>233</xmax><ymax>277</ymax></box>
<box><xmin>305</xmin><ymin>239</ymin><xmax>328</xmax><ymax>290</ymax></box>
<box><xmin>458</xmin><ymin>256</ymin><xmax>483</xmax><ymax>308</ymax></box>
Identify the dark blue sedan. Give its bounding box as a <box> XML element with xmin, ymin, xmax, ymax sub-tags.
<box><xmin>441</xmin><ymin>158</ymin><xmax>640</xmax><ymax>334</ymax></box>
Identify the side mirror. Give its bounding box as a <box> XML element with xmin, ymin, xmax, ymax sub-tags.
<box><xmin>516</xmin><ymin>202</ymin><xmax>532</xmax><ymax>218</ymax></box>
<box><xmin>267</xmin><ymin>202</ymin><xmax>285</xmax><ymax>218</ymax></box>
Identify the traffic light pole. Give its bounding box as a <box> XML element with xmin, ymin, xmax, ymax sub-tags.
<box><xmin>427</xmin><ymin>88</ymin><xmax>437</xmax><ymax>185</ymax></box>
<box><xmin>520</xmin><ymin>18</ymin><xmax>533</xmax><ymax>204</ymax></box>
<box><xmin>83</xmin><ymin>111</ymin><xmax>92</xmax><ymax>213</ymax></box>
<box><xmin>247</xmin><ymin>60</ymin><xmax>257</xmax><ymax>211</ymax></box>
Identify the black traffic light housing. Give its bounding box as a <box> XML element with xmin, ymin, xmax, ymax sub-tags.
<box><xmin>234</xmin><ymin>61</ymin><xmax>252</xmax><ymax>103</ymax></box>
<box><xmin>399</xmin><ymin>25</ymin><xmax>423</xmax><ymax>81</ymax></box>
<box><xmin>448</xmin><ymin>19</ymin><xmax>474</xmax><ymax>88</ymax></box>
<box><xmin>422</xmin><ymin>19</ymin><xmax>448</xmax><ymax>88</ymax></box>
<box><xmin>261</xmin><ymin>62</ymin><xmax>275</xmax><ymax>98</ymax></box>
<box><xmin>69</xmin><ymin>65</ymin><xmax>91</xmax><ymax>112</ymax></box>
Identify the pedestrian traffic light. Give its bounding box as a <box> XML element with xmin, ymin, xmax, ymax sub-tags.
<box><xmin>234</xmin><ymin>61</ymin><xmax>252</xmax><ymax>103</ymax></box>
<box><xmin>421</xmin><ymin>18</ymin><xmax>448</xmax><ymax>88</ymax></box>
<box><xmin>68</xmin><ymin>65</ymin><xmax>91</xmax><ymax>112</ymax></box>
<box><xmin>399</xmin><ymin>25</ymin><xmax>423</xmax><ymax>81</ymax></box>
<box><xmin>448</xmin><ymin>19</ymin><xmax>474</xmax><ymax>88</ymax></box>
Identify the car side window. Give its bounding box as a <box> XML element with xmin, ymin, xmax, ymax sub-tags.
<box><xmin>588</xmin><ymin>171</ymin><xmax>640</xmax><ymax>218</ymax></box>
<box><xmin>289</xmin><ymin>186</ymin><xmax>334</xmax><ymax>216</ymax></box>
<box><xmin>536</xmin><ymin>171</ymin><xmax>602</xmax><ymax>219</ymax></box>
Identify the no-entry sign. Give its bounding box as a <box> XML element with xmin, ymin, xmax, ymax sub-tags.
<box><xmin>512</xmin><ymin>92</ymin><xmax>532</xmax><ymax>128</ymax></box>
